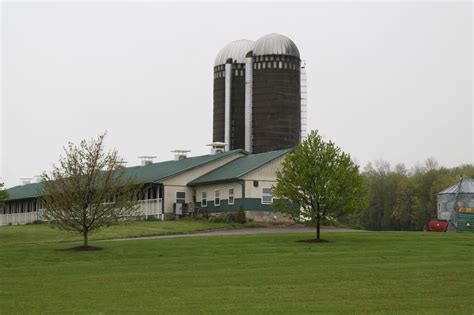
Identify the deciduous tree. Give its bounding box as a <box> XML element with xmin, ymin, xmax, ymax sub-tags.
<box><xmin>40</xmin><ymin>133</ymin><xmax>141</xmax><ymax>248</ymax></box>
<box><xmin>273</xmin><ymin>130</ymin><xmax>367</xmax><ymax>242</ymax></box>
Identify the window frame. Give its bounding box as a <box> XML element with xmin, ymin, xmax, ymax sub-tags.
<box><xmin>176</xmin><ymin>191</ymin><xmax>186</xmax><ymax>204</ymax></box>
<box><xmin>228</xmin><ymin>188</ymin><xmax>234</xmax><ymax>205</ymax></box>
<box><xmin>261</xmin><ymin>187</ymin><xmax>273</xmax><ymax>204</ymax></box>
<box><xmin>214</xmin><ymin>190</ymin><xmax>220</xmax><ymax>206</ymax></box>
<box><xmin>201</xmin><ymin>191</ymin><xmax>207</xmax><ymax>207</ymax></box>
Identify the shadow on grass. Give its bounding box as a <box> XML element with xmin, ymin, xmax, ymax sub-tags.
<box><xmin>297</xmin><ymin>239</ymin><xmax>330</xmax><ymax>244</ymax></box>
<box><xmin>57</xmin><ymin>246</ymin><xmax>104</xmax><ymax>252</ymax></box>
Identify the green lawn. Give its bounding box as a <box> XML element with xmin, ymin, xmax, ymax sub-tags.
<box><xmin>0</xmin><ymin>219</ymin><xmax>255</xmax><ymax>245</ymax></box>
<box><xmin>0</xmin><ymin>225</ymin><xmax>472</xmax><ymax>314</ymax></box>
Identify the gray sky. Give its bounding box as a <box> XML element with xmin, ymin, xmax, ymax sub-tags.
<box><xmin>1</xmin><ymin>1</ymin><xmax>472</xmax><ymax>187</ymax></box>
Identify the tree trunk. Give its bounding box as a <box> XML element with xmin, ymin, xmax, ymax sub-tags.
<box><xmin>316</xmin><ymin>202</ymin><xmax>321</xmax><ymax>241</ymax></box>
<box><xmin>83</xmin><ymin>230</ymin><xmax>89</xmax><ymax>247</ymax></box>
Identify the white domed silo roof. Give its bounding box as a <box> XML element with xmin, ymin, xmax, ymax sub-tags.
<box><xmin>253</xmin><ymin>33</ymin><xmax>300</xmax><ymax>58</ymax></box>
<box><xmin>214</xmin><ymin>39</ymin><xmax>255</xmax><ymax>66</ymax></box>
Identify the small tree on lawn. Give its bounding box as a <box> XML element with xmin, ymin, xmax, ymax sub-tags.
<box><xmin>40</xmin><ymin>133</ymin><xmax>141</xmax><ymax>249</ymax></box>
<box><xmin>273</xmin><ymin>130</ymin><xmax>367</xmax><ymax>242</ymax></box>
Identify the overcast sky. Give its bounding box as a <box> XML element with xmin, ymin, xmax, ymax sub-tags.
<box><xmin>1</xmin><ymin>1</ymin><xmax>472</xmax><ymax>187</ymax></box>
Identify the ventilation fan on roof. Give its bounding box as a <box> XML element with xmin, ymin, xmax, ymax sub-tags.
<box><xmin>171</xmin><ymin>150</ymin><xmax>191</xmax><ymax>161</ymax></box>
<box><xmin>138</xmin><ymin>156</ymin><xmax>157</xmax><ymax>166</ymax></box>
<box><xmin>20</xmin><ymin>178</ymin><xmax>33</xmax><ymax>185</ymax></box>
<box><xmin>207</xmin><ymin>142</ymin><xmax>226</xmax><ymax>155</ymax></box>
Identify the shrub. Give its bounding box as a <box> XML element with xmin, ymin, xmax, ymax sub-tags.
<box><xmin>208</xmin><ymin>215</ymin><xmax>231</xmax><ymax>223</ymax></box>
<box><xmin>208</xmin><ymin>209</ymin><xmax>246</xmax><ymax>224</ymax></box>
<box><xmin>235</xmin><ymin>207</ymin><xmax>247</xmax><ymax>224</ymax></box>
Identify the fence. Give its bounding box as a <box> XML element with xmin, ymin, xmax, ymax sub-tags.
<box><xmin>137</xmin><ymin>199</ymin><xmax>163</xmax><ymax>218</ymax></box>
<box><xmin>0</xmin><ymin>211</ymin><xmax>42</xmax><ymax>226</ymax></box>
<box><xmin>0</xmin><ymin>199</ymin><xmax>163</xmax><ymax>226</ymax></box>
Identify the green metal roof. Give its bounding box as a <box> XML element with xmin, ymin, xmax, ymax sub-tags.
<box><xmin>188</xmin><ymin>148</ymin><xmax>292</xmax><ymax>186</ymax></box>
<box><xmin>123</xmin><ymin>149</ymin><xmax>244</xmax><ymax>184</ymax></box>
<box><xmin>5</xmin><ymin>182</ymin><xmax>45</xmax><ymax>201</ymax></box>
<box><xmin>5</xmin><ymin>149</ymin><xmax>245</xmax><ymax>201</ymax></box>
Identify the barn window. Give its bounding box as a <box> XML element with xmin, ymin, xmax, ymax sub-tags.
<box><xmin>214</xmin><ymin>190</ymin><xmax>220</xmax><ymax>206</ymax></box>
<box><xmin>176</xmin><ymin>192</ymin><xmax>186</xmax><ymax>204</ymax></box>
<box><xmin>228</xmin><ymin>188</ymin><xmax>234</xmax><ymax>205</ymax></box>
<box><xmin>262</xmin><ymin>188</ymin><xmax>273</xmax><ymax>204</ymax></box>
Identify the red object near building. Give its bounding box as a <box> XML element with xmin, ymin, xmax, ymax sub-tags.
<box><xmin>427</xmin><ymin>220</ymin><xmax>448</xmax><ymax>232</ymax></box>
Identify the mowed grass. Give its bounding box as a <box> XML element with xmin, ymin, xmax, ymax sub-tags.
<box><xmin>0</xmin><ymin>219</ymin><xmax>254</xmax><ymax>245</ymax></box>
<box><xmin>0</xmin><ymin>226</ymin><xmax>472</xmax><ymax>314</ymax></box>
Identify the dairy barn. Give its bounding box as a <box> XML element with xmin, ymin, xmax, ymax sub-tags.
<box><xmin>0</xmin><ymin>33</ymin><xmax>306</xmax><ymax>225</ymax></box>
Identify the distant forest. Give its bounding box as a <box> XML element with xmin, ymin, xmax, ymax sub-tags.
<box><xmin>343</xmin><ymin>160</ymin><xmax>474</xmax><ymax>231</ymax></box>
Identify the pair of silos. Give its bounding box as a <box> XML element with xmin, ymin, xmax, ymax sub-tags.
<box><xmin>213</xmin><ymin>33</ymin><xmax>306</xmax><ymax>154</ymax></box>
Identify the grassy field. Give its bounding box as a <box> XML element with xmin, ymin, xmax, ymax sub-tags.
<box><xmin>0</xmin><ymin>224</ymin><xmax>472</xmax><ymax>314</ymax></box>
<box><xmin>0</xmin><ymin>219</ymin><xmax>256</xmax><ymax>245</ymax></box>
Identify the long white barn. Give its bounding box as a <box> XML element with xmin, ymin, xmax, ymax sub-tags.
<box><xmin>1</xmin><ymin>149</ymin><xmax>291</xmax><ymax>226</ymax></box>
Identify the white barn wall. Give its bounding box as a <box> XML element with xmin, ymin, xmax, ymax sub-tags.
<box><xmin>161</xmin><ymin>152</ymin><xmax>245</xmax><ymax>213</ymax></box>
<box><xmin>163</xmin><ymin>185</ymin><xmax>194</xmax><ymax>214</ymax></box>
<box><xmin>195</xmin><ymin>182</ymin><xmax>243</xmax><ymax>203</ymax></box>
<box><xmin>242</xmin><ymin>155</ymin><xmax>285</xmax><ymax>198</ymax></box>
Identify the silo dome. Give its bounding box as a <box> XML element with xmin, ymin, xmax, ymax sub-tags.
<box><xmin>253</xmin><ymin>33</ymin><xmax>300</xmax><ymax>58</ymax></box>
<box><xmin>214</xmin><ymin>39</ymin><xmax>255</xmax><ymax>66</ymax></box>
<box><xmin>212</xmin><ymin>33</ymin><xmax>304</xmax><ymax>154</ymax></box>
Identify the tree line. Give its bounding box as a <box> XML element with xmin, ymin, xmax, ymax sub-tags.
<box><xmin>273</xmin><ymin>130</ymin><xmax>474</xmax><ymax>236</ymax></box>
<box><xmin>354</xmin><ymin>160</ymin><xmax>474</xmax><ymax>231</ymax></box>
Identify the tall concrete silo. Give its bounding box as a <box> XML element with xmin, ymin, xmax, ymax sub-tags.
<box><xmin>213</xmin><ymin>34</ymin><xmax>304</xmax><ymax>154</ymax></box>
<box><xmin>249</xmin><ymin>33</ymin><xmax>301</xmax><ymax>154</ymax></box>
<box><xmin>213</xmin><ymin>39</ymin><xmax>255</xmax><ymax>151</ymax></box>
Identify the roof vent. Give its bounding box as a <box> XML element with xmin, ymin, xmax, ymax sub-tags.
<box><xmin>138</xmin><ymin>156</ymin><xmax>157</xmax><ymax>166</ymax></box>
<box><xmin>207</xmin><ymin>142</ymin><xmax>227</xmax><ymax>155</ymax></box>
<box><xmin>20</xmin><ymin>178</ymin><xmax>33</xmax><ymax>185</ymax></box>
<box><xmin>117</xmin><ymin>160</ymin><xmax>128</xmax><ymax>169</ymax></box>
<box><xmin>171</xmin><ymin>150</ymin><xmax>191</xmax><ymax>161</ymax></box>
